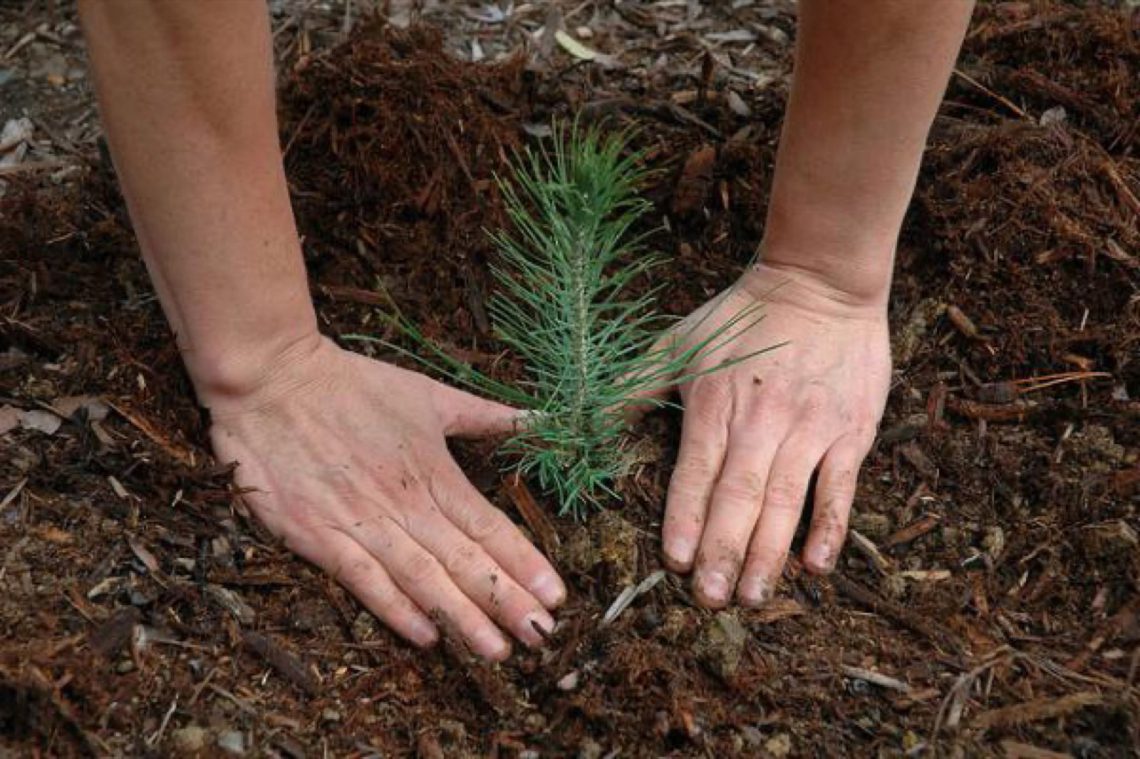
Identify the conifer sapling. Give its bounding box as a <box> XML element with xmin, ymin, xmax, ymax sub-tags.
<box><xmin>351</xmin><ymin>123</ymin><xmax>771</xmax><ymax>518</ymax></box>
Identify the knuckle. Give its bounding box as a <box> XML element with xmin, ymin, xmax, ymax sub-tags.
<box><xmin>404</xmin><ymin>549</ymin><xmax>441</xmax><ymax>584</ymax></box>
<box><xmin>441</xmin><ymin>541</ymin><xmax>483</xmax><ymax>578</ymax></box>
<box><xmin>334</xmin><ymin>557</ymin><xmax>374</xmax><ymax>589</ymax></box>
<box><xmin>717</xmin><ymin>470</ymin><xmax>766</xmax><ymax>502</ymax></box>
<box><xmin>462</xmin><ymin>507</ymin><xmax>504</xmax><ymax>543</ymax></box>
<box><xmin>764</xmin><ymin>476</ymin><xmax>806</xmax><ymax>513</ymax></box>
<box><xmin>672</xmin><ymin>453</ymin><xmax>719</xmax><ymax>483</ymax></box>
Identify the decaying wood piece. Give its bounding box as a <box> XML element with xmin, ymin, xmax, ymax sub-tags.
<box><xmin>972</xmin><ymin>691</ymin><xmax>1105</xmax><ymax>731</ymax></box>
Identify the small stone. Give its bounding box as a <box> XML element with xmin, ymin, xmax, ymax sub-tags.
<box><xmin>695</xmin><ymin>611</ymin><xmax>748</xmax><ymax>681</ymax></box>
<box><xmin>982</xmin><ymin>526</ymin><xmax>1005</xmax><ymax>559</ymax></box>
<box><xmin>352</xmin><ymin>611</ymin><xmax>379</xmax><ymax>642</ymax></box>
<box><xmin>741</xmin><ymin>725</ymin><xmax>764</xmax><ymax>748</ymax></box>
<box><xmin>524</xmin><ymin>713</ymin><xmax>546</xmax><ymax>731</ymax></box>
<box><xmin>170</xmin><ymin>725</ymin><xmax>208</xmax><ymax>754</ymax></box>
<box><xmin>764</xmin><ymin>733</ymin><xmax>792</xmax><ymax>758</ymax></box>
<box><xmin>658</xmin><ymin>608</ymin><xmax>690</xmax><ymax>644</ymax></box>
<box><xmin>1069</xmin><ymin>425</ymin><xmax>1125</xmax><ymax>472</ymax></box>
<box><xmin>1039</xmin><ymin>105</ymin><xmax>1067</xmax><ymax>126</ymax></box>
<box><xmin>115</xmin><ymin>659</ymin><xmax>136</xmax><ymax>674</ymax></box>
<box><xmin>850</xmin><ymin>512</ymin><xmax>892</xmax><ymax>540</ymax></box>
<box><xmin>880</xmin><ymin>573</ymin><xmax>907</xmax><ymax>601</ymax></box>
<box><xmin>555</xmin><ymin>526</ymin><xmax>597</xmax><ymax>576</ymax></box>
<box><xmin>902</xmin><ymin>730</ymin><xmax>923</xmax><ymax>751</ymax></box>
<box><xmin>217</xmin><ymin>730</ymin><xmax>245</xmax><ymax>755</ymax></box>
<box><xmin>725</xmin><ymin>90</ymin><xmax>751</xmax><ymax>118</ymax></box>
<box><xmin>894</xmin><ymin>298</ymin><xmax>943</xmax><ymax>366</ymax></box>
<box><xmin>594</xmin><ymin>511</ymin><xmax>639</xmax><ymax>588</ymax></box>
<box><xmin>321</xmin><ymin>708</ymin><xmax>342</xmax><ymax>723</ymax></box>
<box><xmin>577</xmin><ymin>737</ymin><xmax>603</xmax><ymax>759</ymax></box>
<box><xmin>557</xmin><ymin>670</ymin><xmax>581</xmax><ymax>691</ymax></box>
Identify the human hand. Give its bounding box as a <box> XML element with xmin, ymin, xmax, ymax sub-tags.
<box><xmin>204</xmin><ymin>336</ymin><xmax>566</xmax><ymax>659</ymax></box>
<box><xmin>660</xmin><ymin>262</ymin><xmax>891</xmax><ymax>607</ymax></box>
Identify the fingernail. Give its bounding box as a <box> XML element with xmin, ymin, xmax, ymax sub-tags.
<box><xmin>525</xmin><ymin>610</ymin><xmax>556</xmax><ymax>643</ymax></box>
<box><xmin>806</xmin><ymin>544</ymin><xmax>834</xmax><ymax>573</ymax></box>
<box><xmin>739</xmin><ymin>577</ymin><xmax>771</xmax><ymax>607</ymax></box>
<box><xmin>472</xmin><ymin>627</ymin><xmax>510</xmax><ymax>660</ymax></box>
<box><xmin>698</xmin><ymin>571</ymin><xmax>730</xmax><ymax>605</ymax></box>
<box><xmin>665</xmin><ymin>538</ymin><xmax>695</xmax><ymax>569</ymax></box>
<box><xmin>533</xmin><ymin>572</ymin><xmax>566</xmax><ymax>608</ymax></box>
<box><xmin>410</xmin><ymin>619</ymin><xmax>439</xmax><ymax>647</ymax></box>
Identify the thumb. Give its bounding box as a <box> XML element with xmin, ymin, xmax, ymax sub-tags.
<box><xmin>430</xmin><ymin>381</ymin><xmax>524</xmax><ymax>438</ymax></box>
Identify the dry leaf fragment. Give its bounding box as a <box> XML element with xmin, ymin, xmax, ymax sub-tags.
<box><xmin>128</xmin><ymin>536</ymin><xmax>161</xmax><ymax>574</ymax></box>
<box><xmin>0</xmin><ymin>405</ymin><xmax>19</xmax><ymax>435</ymax></box>
<box><xmin>53</xmin><ymin>395</ymin><xmax>110</xmax><ymax>422</ymax></box>
<box><xmin>18</xmin><ymin>409</ymin><xmax>62</xmax><ymax>435</ymax></box>
<box><xmin>555</xmin><ymin>29</ymin><xmax>598</xmax><ymax>60</ymax></box>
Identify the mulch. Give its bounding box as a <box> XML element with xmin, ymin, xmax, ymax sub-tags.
<box><xmin>1</xmin><ymin>2</ymin><xmax>1137</xmax><ymax>756</ymax></box>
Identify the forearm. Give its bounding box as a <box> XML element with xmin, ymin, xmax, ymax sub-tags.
<box><xmin>78</xmin><ymin>1</ymin><xmax>318</xmax><ymax>404</ymax></box>
<box><xmin>761</xmin><ymin>0</ymin><xmax>974</xmax><ymax>304</ymax></box>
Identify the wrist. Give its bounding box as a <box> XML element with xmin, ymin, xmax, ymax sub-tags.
<box><xmin>186</xmin><ymin>322</ymin><xmax>326</xmax><ymax>414</ymax></box>
<box><xmin>738</xmin><ymin>258</ymin><xmax>890</xmax><ymax>319</ymax></box>
<box><xmin>757</xmin><ymin>207</ymin><xmax>896</xmax><ymax>310</ymax></box>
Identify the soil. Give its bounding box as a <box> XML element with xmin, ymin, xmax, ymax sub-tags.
<box><xmin>2</xmin><ymin>2</ymin><xmax>1138</xmax><ymax>757</ymax></box>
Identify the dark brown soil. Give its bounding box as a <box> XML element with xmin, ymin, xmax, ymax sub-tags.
<box><xmin>1</xmin><ymin>3</ymin><xmax>1138</xmax><ymax>757</ymax></box>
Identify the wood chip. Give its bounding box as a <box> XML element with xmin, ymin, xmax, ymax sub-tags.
<box><xmin>898</xmin><ymin>441</ymin><xmax>938</xmax><ymax>481</ymax></box>
<box><xmin>848</xmin><ymin>529</ymin><xmax>892</xmax><ymax>574</ymax></box>
<box><xmin>973</xmin><ymin>691</ymin><xmax>1104</xmax><ymax>731</ymax></box>
<box><xmin>128</xmin><ymin>536</ymin><xmax>161</xmax><ymax>574</ymax></box>
<box><xmin>832</xmin><ymin>573</ymin><xmax>962</xmax><ymax>654</ymax></box>
<box><xmin>999</xmin><ymin>740</ymin><xmax>1072</xmax><ymax>759</ymax></box>
<box><xmin>88</xmin><ymin>607</ymin><xmax>142</xmax><ymax>658</ymax></box>
<box><xmin>841</xmin><ymin>665</ymin><xmax>910</xmax><ymax>692</ymax></box>
<box><xmin>751</xmin><ymin>597</ymin><xmax>805</xmax><ymax>624</ymax></box>
<box><xmin>205</xmin><ymin>584</ymin><xmax>256</xmax><ymax>626</ymax></box>
<box><xmin>503</xmin><ymin>474</ymin><xmax>560</xmax><ymax>555</ymax></box>
<box><xmin>243</xmin><ymin>630</ymin><xmax>320</xmax><ymax>696</ymax></box>
<box><xmin>946</xmin><ymin>304</ymin><xmax>982</xmax><ymax>339</ymax></box>
<box><xmin>884</xmin><ymin>513</ymin><xmax>942</xmax><ymax>548</ymax></box>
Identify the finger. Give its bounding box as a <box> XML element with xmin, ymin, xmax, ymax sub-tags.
<box><xmin>401</xmin><ymin>480</ymin><xmax>555</xmax><ymax>647</ymax></box>
<box><xmin>350</xmin><ymin>512</ymin><xmax>512</xmax><ymax>661</ymax></box>
<box><xmin>737</xmin><ymin>437</ymin><xmax>824</xmax><ymax>607</ymax></box>
<box><xmin>691</xmin><ymin>425</ymin><xmax>779</xmax><ymax>608</ymax></box>
<box><xmin>802</xmin><ymin>435</ymin><xmax>869</xmax><ymax>574</ymax></box>
<box><xmin>428</xmin><ymin>379</ymin><xmax>522</xmax><ymax>438</ymax></box>
<box><xmin>321</xmin><ymin>536</ymin><xmax>439</xmax><ymax>647</ymax></box>
<box><xmin>662</xmin><ymin>378</ymin><xmax>732</xmax><ymax>572</ymax></box>
<box><xmin>431</xmin><ymin>462</ymin><xmax>566</xmax><ymax>609</ymax></box>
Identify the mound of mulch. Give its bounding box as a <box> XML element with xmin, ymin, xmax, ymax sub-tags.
<box><xmin>281</xmin><ymin>23</ymin><xmax>535</xmax><ymax>339</ymax></box>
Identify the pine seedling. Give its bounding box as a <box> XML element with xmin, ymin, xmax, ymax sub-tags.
<box><xmin>351</xmin><ymin>122</ymin><xmax>771</xmax><ymax>518</ymax></box>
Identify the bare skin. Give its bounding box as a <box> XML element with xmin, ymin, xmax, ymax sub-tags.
<box><xmin>660</xmin><ymin>0</ymin><xmax>975</xmax><ymax>607</ymax></box>
<box><xmin>77</xmin><ymin>1</ymin><xmax>973</xmax><ymax>653</ymax></box>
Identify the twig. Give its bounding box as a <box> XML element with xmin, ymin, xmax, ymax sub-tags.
<box><xmin>243</xmin><ymin>631</ymin><xmax>320</xmax><ymax>696</ymax></box>
<box><xmin>832</xmin><ymin>572</ymin><xmax>963</xmax><ymax>654</ymax></box>
<box><xmin>952</xmin><ymin>68</ymin><xmax>1030</xmax><ymax>120</ymax></box>
<box><xmin>146</xmin><ymin>697</ymin><xmax>178</xmax><ymax>747</ymax></box>
<box><xmin>503</xmin><ymin>473</ymin><xmax>560</xmax><ymax>555</ymax></box>
<box><xmin>841</xmin><ymin>665</ymin><xmax>910</xmax><ymax>693</ymax></box>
